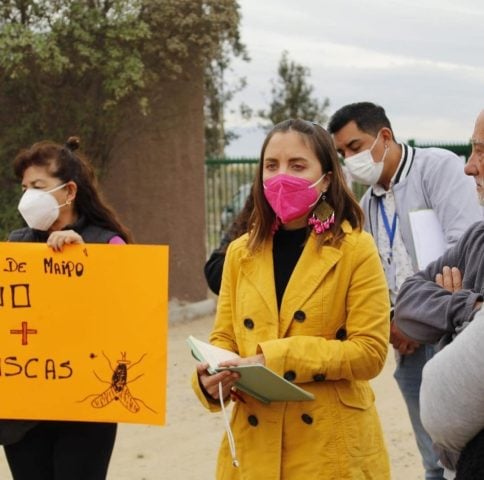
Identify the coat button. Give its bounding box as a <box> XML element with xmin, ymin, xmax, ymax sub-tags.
<box><xmin>243</xmin><ymin>318</ymin><xmax>254</xmax><ymax>329</ymax></box>
<box><xmin>248</xmin><ymin>415</ymin><xmax>258</xmax><ymax>427</ymax></box>
<box><xmin>293</xmin><ymin>310</ymin><xmax>306</xmax><ymax>322</ymax></box>
<box><xmin>313</xmin><ymin>373</ymin><xmax>325</xmax><ymax>382</ymax></box>
<box><xmin>283</xmin><ymin>370</ymin><xmax>296</xmax><ymax>382</ymax></box>
<box><xmin>301</xmin><ymin>413</ymin><xmax>313</xmax><ymax>425</ymax></box>
<box><xmin>335</xmin><ymin>328</ymin><xmax>347</xmax><ymax>340</ymax></box>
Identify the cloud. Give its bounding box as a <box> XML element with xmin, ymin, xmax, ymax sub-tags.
<box><xmin>225</xmin><ymin>0</ymin><xmax>484</xmax><ymax>156</ymax></box>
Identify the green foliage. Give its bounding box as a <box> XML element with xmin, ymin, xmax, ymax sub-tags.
<box><xmin>0</xmin><ymin>0</ymin><xmax>242</xmax><ymax>239</ymax></box>
<box><xmin>0</xmin><ymin>0</ymin><xmax>149</xmax><ymax>165</ymax></box>
<box><xmin>203</xmin><ymin>4</ymin><xmax>248</xmax><ymax>158</ymax></box>
<box><xmin>259</xmin><ymin>51</ymin><xmax>330</xmax><ymax>130</ymax></box>
<box><xmin>204</xmin><ymin>52</ymin><xmax>248</xmax><ymax>158</ymax></box>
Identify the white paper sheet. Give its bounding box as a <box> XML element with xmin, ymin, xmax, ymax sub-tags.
<box><xmin>409</xmin><ymin>209</ymin><xmax>448</xmax><ymax>270</ymax></box>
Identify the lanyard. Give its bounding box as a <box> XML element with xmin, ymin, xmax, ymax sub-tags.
<box><xmin>378</xmin><ymin>197</ymin><xmax>397</xmax><ymax>252</ymax></box>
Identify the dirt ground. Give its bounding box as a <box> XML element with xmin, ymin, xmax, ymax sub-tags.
<box><xmin>0</xmin><ymin>314</ymin><xmax>424</xmax><ymax>479</ymax></box>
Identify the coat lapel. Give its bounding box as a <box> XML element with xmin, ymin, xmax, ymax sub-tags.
<box><xmin>279</xmin><ymin>232</ymin><xmax>343</xmax><ymax>337</ymax></box>
<box><xmin>238</xmin><ymin>224</ymin><xmax>350</xmax><ymax>339</ymax></box>
<box><xmin>239</xmin><ymin>239</ymin><xmax>279</xmax><ymax>322</ymax></box>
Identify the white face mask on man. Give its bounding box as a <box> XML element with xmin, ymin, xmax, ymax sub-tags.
<box><xmin>344</xmin><ymin>131</ymin><xmax>389</xmax><ymax>185</ymax></box>
<box><xmin>17</xmin><ymin>183</ymin><xmax>68</xmax><ymax>231</ymax></box>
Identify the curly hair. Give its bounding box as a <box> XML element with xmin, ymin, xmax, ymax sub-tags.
<box><xmin>14</xmin><ymin>137</ymin><xmax>133</xmax><ymax>242</ymax></box>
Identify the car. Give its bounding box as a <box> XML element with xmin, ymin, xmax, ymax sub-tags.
<box><xmin>220</xmin><ymin>182</ymin><xmax>252</xmax><ymax>233</ymax></box>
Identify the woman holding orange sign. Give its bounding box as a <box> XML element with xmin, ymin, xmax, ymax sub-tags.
<box><xmin>2</xmin><ymin>137</ymin><xmax>131</xmax><ymax>480</ymax></box>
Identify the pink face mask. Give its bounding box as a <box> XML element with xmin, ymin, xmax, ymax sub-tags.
<box><xmin>263</xmin><ymin>173</ymin><xmax>325</xmax><ymax>224</ymax></box>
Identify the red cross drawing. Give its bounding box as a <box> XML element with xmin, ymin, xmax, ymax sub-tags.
<box><xmin>10</xmin><ymin>321</ymin><xmax>38</xmax><ymax>345</ymax></box>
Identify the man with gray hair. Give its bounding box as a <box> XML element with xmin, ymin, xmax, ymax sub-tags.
<box><xmin>394</xmin><ymin>110</ymin><xmax>484</xmax><ymax>478</ymax></box>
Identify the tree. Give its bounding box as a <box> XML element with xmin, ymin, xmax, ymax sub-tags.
<box><xmin>0</xmin><ymin>0</ymin><xmax>244</xmax><ymax>239</ymax></box>
<box><xmin>0</xmin><ymin>0</ymin><xmax>149</xmax><ymax>238</ymax></box>
<box><xmin>204</xmin><ymin>48</ymin><xmax>248</xmax><ymax>158</ymax></box>
<box><xmin>259</xmin><ymin>50</ymin><xmax>329</xmax><ymax>129</ymax></box>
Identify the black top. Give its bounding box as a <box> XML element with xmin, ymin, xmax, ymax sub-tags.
<box><xmin>273</xmin><ymin>227</ymin><xmax>307</xmax><ymax>309</ymax></box>
<box><xmin>204</xmin><ymin>232</ymin><xmax>231</xmax><ymax>295</ymax></box>
<box><xmin>204</xmin><ymin>227</ymin><xmax>308</xmax><ymax>302</ymax></box>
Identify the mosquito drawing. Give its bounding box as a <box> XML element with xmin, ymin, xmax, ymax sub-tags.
<box><xmin>79</xmin><ymin>351</ymin><xmax>157</xmax><ymax>414</ymax></box>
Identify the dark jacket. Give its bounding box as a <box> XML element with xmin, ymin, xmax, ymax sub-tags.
<box><xmin>204</xmin><ymin>233</ymin><xmax>231</xmax><ymax>295</ymax></box>
<box><xmin>9</xmin><ymin>216</ymin><xmax>118</xmax><ymax>243</ymax></box>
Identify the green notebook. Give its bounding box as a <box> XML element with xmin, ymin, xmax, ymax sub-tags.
<box><xmin>187</xmin><ymin>335</ymin><xmax>315</xmax><ymax>404</ymax></box>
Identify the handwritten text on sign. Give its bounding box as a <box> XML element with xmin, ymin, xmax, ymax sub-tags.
<box><xmin>0</xmin><ymin>242</ymin><xmax>168</xmax><ymax>426</ymax></box>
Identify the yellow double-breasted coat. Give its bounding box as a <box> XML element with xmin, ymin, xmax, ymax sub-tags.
<box><xmin>193</xmin><ymin>222</ymin><xmax>390</xmax><ymax>479</ymax></box>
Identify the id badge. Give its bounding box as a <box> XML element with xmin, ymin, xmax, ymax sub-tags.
<box><xmin>383</xmin><ymin>257</ymin><xmax>397</xmax><ymax>294</ymax></box>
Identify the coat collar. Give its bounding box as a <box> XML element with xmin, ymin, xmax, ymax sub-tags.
<box><xmin>240</xmin><ymin>223</ymin><xmax>350</xmax><ymax>337</ymax></box>
<box><xmin>371</xmin><ymin>143</ymin><xmax>416</xmax><ymax>197</ymax></box>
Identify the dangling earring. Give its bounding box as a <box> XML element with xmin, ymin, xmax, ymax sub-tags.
<box><xmin>308</xmin><ymin>195</ymin><xmax>335</xmax><ymax>234</ymax></box>
<box><xmin>271</xmin><ymin>217</ymin><xmax>281</xmax><ymax>235</ymax></box>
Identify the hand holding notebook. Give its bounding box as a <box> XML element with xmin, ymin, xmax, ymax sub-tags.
<box><xmin>187</xmin><ymin>335</ymin><xmax>314</xmax><ymax>404</ymax></box>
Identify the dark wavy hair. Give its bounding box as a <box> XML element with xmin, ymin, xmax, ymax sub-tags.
<box><xmin>13</xmin><ymin>137</ymin><xmax>133</xmax><ymax>243</ymax></box>
<box><xmin>247</xmin><ymin>119</ymin><xmax>364</xmax><ymax>252</ymax></box>
<box><xmin>328</xmin><ymin>101</ymin><xmax>395</xmax><ymax>139</ymax></box>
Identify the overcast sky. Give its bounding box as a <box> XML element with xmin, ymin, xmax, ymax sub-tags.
<box><xmin>224</xmin><ymin>0</ymin><xmax>484</xmax><ymax>157</ymax></box>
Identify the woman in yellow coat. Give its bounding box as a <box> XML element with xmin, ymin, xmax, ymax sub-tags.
<box><xmin>193</xmin><ymin>119</ymin><xmax>390</xmax><ymax>479</ymax></box>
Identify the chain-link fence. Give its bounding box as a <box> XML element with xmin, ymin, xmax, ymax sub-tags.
<box><xmin>205</xmin><ymin>158</ymin><xmax>258</xmax><ymax>253</ymax></box>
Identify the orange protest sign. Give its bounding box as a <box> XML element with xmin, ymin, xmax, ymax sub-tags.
<box><xmin>0</xmin><ymin>242</ymin><xmax>168</xmax><ymax>426</ymax></box>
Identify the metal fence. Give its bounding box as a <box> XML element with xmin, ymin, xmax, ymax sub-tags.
<box><xmin>205</xmin><ymin>158</ymin><xmax>258</xmax><ymax>253</ymax></box>
<box><xmin>408</xmin><ymin>140</ymin><xmax>472</xmax><ymax>160</ymax></box>
<box><xmin>205</xmin><ymin>142</ymin><xmax>472</xmax><ymax>254</ymax></box>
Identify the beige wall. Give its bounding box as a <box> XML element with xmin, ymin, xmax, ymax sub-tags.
<box><xmin>102</xmin><ymin>64</ymin><xmax>207</xmax><ymax>302</ymax></box>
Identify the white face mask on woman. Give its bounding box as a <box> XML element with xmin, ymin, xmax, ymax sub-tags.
<box><xmin>17</xmin><ymin>183</ymin><xmax>67</xmax><ymax>231</ymax></box>
<box><xmin>344</xmin><ymin>132</ymin><xmax>389</xmax><ymax>185</ymax></box>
